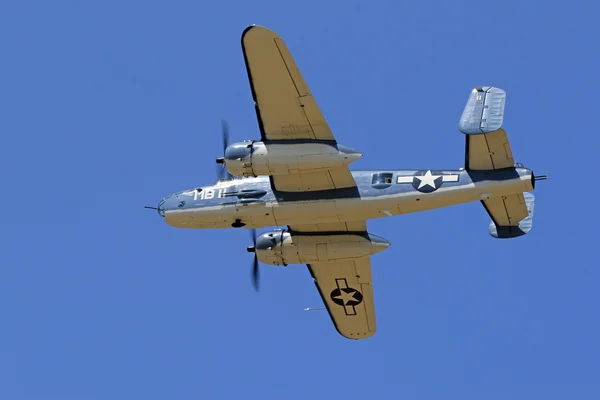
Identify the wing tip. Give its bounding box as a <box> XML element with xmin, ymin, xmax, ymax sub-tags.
<box><xmin>242</xmin><ymin>24</ymin><xmax>257</xmax><ymax>36</ymax></box>
<box><xmin>306</xmin><ymin>264</ymin><xmax>377</xmax><ymax>340</ymax></box>
<box><xmin>338</xmin><ymin>329</ymin><xmax>377</xmax><ymax>340</ymax></box>
<box><xmin>241</xmin><ymin>24</ymin><xmax>280</xmax><ymax>42</ymax></box>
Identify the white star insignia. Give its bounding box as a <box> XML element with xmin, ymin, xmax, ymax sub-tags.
<box><xmin>414</xmin><ymin>170</ymin><xmax>442</xmax><ymax>189</ymax></box>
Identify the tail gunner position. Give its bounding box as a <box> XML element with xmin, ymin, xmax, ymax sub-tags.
<box><xmin>148</xmin><ymin>26</ymin><xmax>546</xmax><ymax>340</ymax></box>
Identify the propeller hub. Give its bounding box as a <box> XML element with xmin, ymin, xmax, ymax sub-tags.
<box><xmin>216</xmin><ymin>157</ymin><xmax>225</xmax><ymax>164</ymax></box>
<box><xmin>247</xmin><ymin>246</ymin><xmax>256</xmax><ymax>253</ymax></box>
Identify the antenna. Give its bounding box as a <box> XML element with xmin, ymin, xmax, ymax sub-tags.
<box><xmin>144</xmin><ymin>206</ymin><xmax>158</xmax><ymax>210</ymax></box>
<box><xmin>303</xmin><ymin>307</ymin><xmax>326</xmax><ymax>311</ymax></box>
<box><xmin>534</xmin><ymin>175</ymin><xmax>548</xmax><ymax>181</ymax></box>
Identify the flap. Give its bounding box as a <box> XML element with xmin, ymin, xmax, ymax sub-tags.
<box><xmin>271</xmin><ymin>167</ymin><xmax>357</xmax><ymax>192</ymax></box>
<box><xmin>288</xmin><ymin>221</ymin><xmax>367</xmax><ymax>233</ymax></box>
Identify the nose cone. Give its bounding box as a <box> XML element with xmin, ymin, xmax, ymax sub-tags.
<box><xmin>157</xmin><ymin>198</ymin><xmax>166</xmax><ymax>218</ymax></box>
<box><xmin>224</xmin><ymin>142</ymin><xmax>252</xmax><ymax>161</ymax></box>
<box><xmin>157</xmin><ymin>194</ymin><xmax>179</xmax><ymax>221</ymax></box>
<box><xmin>255</xmin><ymin>231</ymin><xmax>282</xmax><ymax>251</ymax></box>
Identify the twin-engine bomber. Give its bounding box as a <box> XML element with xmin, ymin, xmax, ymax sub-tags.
<box><xmin>148</xmin><ymin>25</ymin><xmax>546</xmax><ymax>340</ymax></box>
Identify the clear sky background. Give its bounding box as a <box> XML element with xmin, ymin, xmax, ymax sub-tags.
<box><xmin>1</xmin><ymin>1</ymin><xmax>599</xmax><ymax>399</ymax></box>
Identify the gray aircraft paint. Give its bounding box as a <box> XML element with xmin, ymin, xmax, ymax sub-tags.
<box><xmin>459</xmin><ymin>87</ymin><xmax>506</xmax><ymax>134</ymax></box>
<box><xmin>157</xmin><ymin>167</ymin><xmax>534</xmax><ymax>229</ymax></box>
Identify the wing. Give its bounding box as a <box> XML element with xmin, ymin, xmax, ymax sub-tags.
<box><xmin>242</xmin><ymin>25</ymin><xmax>334</xmax><ymax>141</ymax></box>
<box><xmin>242</xmin><ymin>25</ymin><xmax>357</xmax><ymax>192</ymax></box>
<box><xmin>308</xmin><ymin>257</ymin><xmax>376</xmax><ymax>339</ymax></box>
<box><xmin>291</xmin><ymin>221</ymin><xmax>376</xmax><ymax>339</ymax></box>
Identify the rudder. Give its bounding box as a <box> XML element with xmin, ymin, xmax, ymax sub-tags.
<box><xmin>459</xmin><ymin>87</ymin><xmax>514</xmax><ymax>171</ymax></box>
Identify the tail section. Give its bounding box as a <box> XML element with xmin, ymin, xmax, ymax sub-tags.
<box><xmin>459</xmin><ymin>87</ymin><xmax>541</xmax><ymax>238</ymax></box>
<box><xmin>459</xmin><ymin>87</ymin><xmax>514</xmax><ymax>171</ymax></box>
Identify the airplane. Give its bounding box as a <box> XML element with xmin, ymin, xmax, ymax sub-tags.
<box><xmin>147</xmin><ymin>25</ymin><xmax>546</xmax><ymax>340</ymax></box>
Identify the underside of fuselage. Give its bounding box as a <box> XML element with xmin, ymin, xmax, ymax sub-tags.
<box><xmin>157</xmin><ymin>167</ymin><xmax>534</xmax><ymax>229</ymax></box>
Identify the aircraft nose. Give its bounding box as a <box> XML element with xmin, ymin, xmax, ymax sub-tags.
<box><xmin>157</xmin><ymin>194</ymin><xmax>179</xmax><ymax>218</ymax></box>
<box><xmin>157</xmin><ymin>198</ymin><xmax>166</xmax><ymax>218</ymax></box>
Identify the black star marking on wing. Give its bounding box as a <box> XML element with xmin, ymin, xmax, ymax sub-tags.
<box><xmin>329</xmin><ymin>278</ymin><xmax>364</xmax><ymax>316</ymax></box>
<box><xmin>330</xmin><ymin>288</ymin><xmax>364</xmax><ymax>306</ymax></box>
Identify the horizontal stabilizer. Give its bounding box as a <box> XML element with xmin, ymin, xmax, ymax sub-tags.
<box><xmin>459</xmin><ymin>87</ymin><xmax>506</xmax><ymax>135</ymax></box>
<box><xmin>484</xmin><ymin>192</ymin><xmax>535</xmax><ymax>239</ymax></box>
<box><xmin>466</xmin><ymin>128</ymin><xmax>514</xmax><ymax>170</ymax></box>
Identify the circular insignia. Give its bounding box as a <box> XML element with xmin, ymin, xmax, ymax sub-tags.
<box><xmin>412</xmin><ymin>170</ymin><xmax>444</xmax><ymax>193</ymax></box>
<box><xmin>330</xmin><ymin>287</ymin><xmax>364</xmax><ymax>307</ymax></box>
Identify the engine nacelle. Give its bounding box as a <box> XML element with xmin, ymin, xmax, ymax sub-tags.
<box><xmin>254</xmin><ymin>230</ymin><xmax>391</xmax><ymax>266</ymax></box>
<box><xmin>223</xmin><ymin>141</ymin><xmax>362</xmax><ymax>177</ymax></box>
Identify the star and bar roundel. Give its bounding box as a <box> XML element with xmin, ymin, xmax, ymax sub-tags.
<box><xmin>330</xmin><ymin>278</ymin><xmax>364</xmax><ymax>316</ymax></box>
<box><xmin>396</xmin><ymin>170</ymin><xmax>460</xmax><ymax>193</ymax></box>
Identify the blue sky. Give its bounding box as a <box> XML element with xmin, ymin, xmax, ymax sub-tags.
<box><xmin>1</xmin><ymin>0</ymin><xmax>599</xmax><ymax>398</ymax></box>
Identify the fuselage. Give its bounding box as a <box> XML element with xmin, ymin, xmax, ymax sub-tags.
<box><xmin>157</xmin><ymin>167</ymin><xmax>534</xmax><ymax>229</ymax></box>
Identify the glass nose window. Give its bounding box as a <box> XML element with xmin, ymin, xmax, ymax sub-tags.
<box><xmin>372</xmin><ymin>172</ymin><xmax>393</xmax><ymax>188</ymax></box>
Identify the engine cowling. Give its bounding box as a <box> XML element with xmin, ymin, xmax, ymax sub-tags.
<box><xmin>254</xmin><ymin>230</ymin><xmax>391</xmax><ymax>266</ymax></box>
<box><xmin>223</xmin><ymin>141</ymin><xmax>362</xmax><ymax>177</ymax></box>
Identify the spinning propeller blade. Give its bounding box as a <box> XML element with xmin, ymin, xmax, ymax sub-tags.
<box><xmin>221</xmin><ymin>119</ymin><xmax>229</xmax><ymax>154</ymax></box>
<box><xmin>247</xmin><ymin>228</ymin><xmax>260</xmax><ymax>291</ymax></box>
<box><xmin>215</xmin><ymin>119</ymin><xmax>231</xmax><ymax>181</ymax></box>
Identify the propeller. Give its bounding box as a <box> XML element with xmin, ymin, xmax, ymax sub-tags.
<box><xmin>215</xmin><ymin>119</ymin><xmax>231</xmax><ymax>181</ymax></box>
<box><xmin>246</xmin><ymin>228</ymin><xmax>260</xmax><ymax>291</ymax></box>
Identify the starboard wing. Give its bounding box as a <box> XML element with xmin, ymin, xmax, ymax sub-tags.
<box><xmin>242</xmin><ymin>25</ymin><xmax>357</xmax><ymax>192</ymax></box>
<box><xmin>242</xmin><ymin>25</ymin><xmax>334</xmax><ymax>141</ymax></box>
